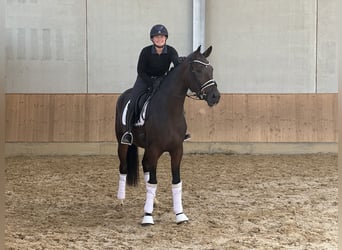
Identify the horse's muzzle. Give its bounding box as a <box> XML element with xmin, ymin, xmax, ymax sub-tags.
<box><xmin>206</xmin><ymin>89</ymin><xmax>221</xmax><ymax>107</ymax></box>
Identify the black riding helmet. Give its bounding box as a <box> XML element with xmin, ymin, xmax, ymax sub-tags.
<box><xmin>150</xmin><ymin>24</ymin><xmax>168</xmax><ymax>39</ymax></box>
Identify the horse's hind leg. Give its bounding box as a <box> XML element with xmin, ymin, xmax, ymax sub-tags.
<box><xmin>117</xmin><ymin>144</ymin><xmax>128</xmax><ymax>205</ymax></box>
<box><xmin>170</xmin><ymin>146</ymin><xmax>189</xmax><ymax>224</ymax></box>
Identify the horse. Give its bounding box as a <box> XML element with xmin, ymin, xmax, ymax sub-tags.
<box><xmin>115</xmin><ymin>45</ymin><xmax>221</xmax><ymax>225</ymax></box>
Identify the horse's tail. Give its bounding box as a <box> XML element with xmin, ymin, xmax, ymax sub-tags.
<box><xmin>126</xmin><ymin>144</ymin><xmax>139</xmax><ymax>186</ymax></box>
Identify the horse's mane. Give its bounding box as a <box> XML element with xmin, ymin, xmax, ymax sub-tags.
<box><xmin>150</xmin><ymin>48</ymin><xmax>206</xmax><ymax>97</ymax></box>
<box><xmin>163</xmin><ymin>52</ymin><xmax>196</xmax><ymax>83</ymax></box>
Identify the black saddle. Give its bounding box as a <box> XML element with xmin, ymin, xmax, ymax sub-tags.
<box><xmin>132</xmin><ymin>76</ymin><xmax>164</xmax><ymax>122</ymax></box>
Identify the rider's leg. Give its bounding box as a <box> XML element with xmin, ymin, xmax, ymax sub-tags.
<box><xmin>121</xmin><ymin>76</ymin><xmax>148</xmax><ymax>145</ymax></box>
<box><xmin>184</xmin><ymin>133</ymin><xmax>191</xmax><ymax>141</ymax></box>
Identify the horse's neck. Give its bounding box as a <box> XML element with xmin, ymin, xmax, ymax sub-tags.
<box><xmin>153</xmin><ymin>67</ymin><xmax>188</xmax><ymax>114</ymax></box>
<box><xmin>163</xmin><ymin>84</ymin><xmax>187</xmax><ymax>101</ymax></box>
<box><xmin>161</xmin><ymin>66</ymin><xmax>188</xmax><ymax>99</ymax></box>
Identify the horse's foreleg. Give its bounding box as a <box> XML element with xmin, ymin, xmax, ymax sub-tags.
<box><xmin>117</xmin><ymin>173</ymin><xmax>126</xmax><ymax>205</ymax></box>
<box><xmin>142</xmin><ymin>183</ymin><xmax>157</xmax><ymax>225</ymax></box>
<box><xmin>143</xmin><ymin>172</ymin><xmax>159</xmax><ymax>205</ymax></box>
<box><xmin>141</xmin><ymin>152</ymin><xmax>159</xmax><ymax>225</ymax></box>
<box><xmin>144</xmin><ymin>172</ymin><xmax>150</xmax><ymax>183</ymax></box>
<box><xmin>142</xmin><ymin>153</ymin><xmax>160</xmax><ymax>206</ymax></box>
<box><xmin>170</xmin><ymin>147</ymin><xmax>189</xmax><ymax>224</ymax></box>
<box><xmin>172</xmin><ymin>182</ymin><xmax>189</xmax><ymax>224</ymax></box>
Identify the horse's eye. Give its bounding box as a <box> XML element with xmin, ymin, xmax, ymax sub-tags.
<box><xmin>195</xmin><ymin>67</ymin><xmax>202</xmax><ymax>73</ymax></box>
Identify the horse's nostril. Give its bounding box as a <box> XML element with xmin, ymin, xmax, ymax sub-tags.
<box><xmin>213</xmin><ymin>92</ymin><xmax>220</xmax><ymax>101</ymax></box>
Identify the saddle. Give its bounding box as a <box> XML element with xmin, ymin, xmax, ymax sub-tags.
<box><xmin>123</xmin><ymin>76</ymin><xmax>164</xmax><ymax>126</ymax></box>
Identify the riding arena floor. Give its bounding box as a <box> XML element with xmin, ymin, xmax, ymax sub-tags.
<box><xmin>5</xmin><ymin>153</ymin><xmax>337</xmax><ymax>249</ymax></box>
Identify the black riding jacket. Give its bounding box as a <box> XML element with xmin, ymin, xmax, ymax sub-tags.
<box><xmin>137</xmin><ymin>45</ymin><xmax>180</xmax><ymax>86</ymax></box>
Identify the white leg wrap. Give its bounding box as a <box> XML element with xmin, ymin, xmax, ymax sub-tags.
<box><xmin>172</xmin><ymin>182</ymin><xmax>183</xmax><ymax>215</ymax></box>
<box><xmin>144</xmin><ymin>172</ymin><xmax>150</xmax><ymax>183</ymax></box>
<box><xmin>144</xmin><ymin>183</ymin><xmax>157</xmax><ymax>214</ymax></box>
<box><xmin>173</xmin><ymin>182</ymin><xmax>189</xmax><ymax>224</ymax></box>
<box><xmin>117</xmin><ymin>174</ymin><xmax>127</xmax><ymax>200</ymax></box>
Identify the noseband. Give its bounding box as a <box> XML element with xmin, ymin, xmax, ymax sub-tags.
<box><xmin>189</xmin><ymin>60</ymin><xmax>217</xmax><ymax>100</ymax></box>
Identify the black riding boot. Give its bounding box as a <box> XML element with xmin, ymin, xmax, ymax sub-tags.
<box><xmin>184</xmin><ymin>133</ymin><xmax>191</xmax><ymax>141</ymax></box>
<box><xmin>121</xmin><ymin>105</ymin><xmax>134</xmax><ymax>145</ymax></box>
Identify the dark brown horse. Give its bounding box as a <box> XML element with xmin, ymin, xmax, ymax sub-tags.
<box><xmin>115</xmin><ymin>46</ymin><xmax>220</xmax><ymax>225</ymax></box>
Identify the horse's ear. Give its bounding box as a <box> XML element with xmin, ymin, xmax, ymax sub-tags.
<box><xmin>195</xmin><ymin>45</ymin><xmax>201</xmax><ymax>53</ymax></box>
<box><xmin>202</xmin><ymin>46</ymin><xmax>212</xmax><ymax>58</ymax></box>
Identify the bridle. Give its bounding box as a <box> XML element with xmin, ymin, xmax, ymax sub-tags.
<box><xmin>187</xmin><ymin>59</ymin><xmax>217</xmax><ymax>100</ymax></box>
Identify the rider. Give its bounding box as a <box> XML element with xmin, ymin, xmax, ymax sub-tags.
<box><xmin>121</xmin><ymin>24</ymin><xmax>191</xmax><ymax>145</ymax></box>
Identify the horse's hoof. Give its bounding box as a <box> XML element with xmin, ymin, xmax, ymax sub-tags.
<box><xmin>141</xmin><ymin>214</ymin><xmax>154</xmax><ymax>226</ymax></box>
<box><xmin>176</xmin><ymin>213</ymin><xmax>189</xmax><ymax>224</ymax></box>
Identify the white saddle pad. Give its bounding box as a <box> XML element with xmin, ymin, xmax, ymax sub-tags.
<box><xmin>122</xmin><ymin>100</ymin><xmax>149</xmax><ymax>127</ymax></box>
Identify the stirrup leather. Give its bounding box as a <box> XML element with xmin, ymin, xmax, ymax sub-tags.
<box><xmin>121</xmin><ymin>132</ymin><xmax>133</xmax><ymax>145</ymax></box>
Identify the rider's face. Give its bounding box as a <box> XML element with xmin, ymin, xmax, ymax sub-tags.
<box><xmin>152</xmin><ymin>35</ymin><xmax>167</xmax><ymax>47</ymax></box>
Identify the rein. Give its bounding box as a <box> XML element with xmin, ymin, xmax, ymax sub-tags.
<box><xmin>187</xmin><ymin>60</ymin><xmax>217</xmax><ymax>100</ymax></box>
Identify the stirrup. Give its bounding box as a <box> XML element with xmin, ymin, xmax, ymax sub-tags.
<box><xmin>184</xmin><ymin>133</ymin><xmax>191</xmax><ymax>141</ymax></box>
<box><xmin>121</xmin><ymin>132</ymin><xmax>133</xmax><ymax>145</ymax></box>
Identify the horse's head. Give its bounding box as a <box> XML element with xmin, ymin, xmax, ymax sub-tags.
<box><xmin>186</xmin><ymin>46</ymin><xmax>221</xmax><ymax>106</ymax></box>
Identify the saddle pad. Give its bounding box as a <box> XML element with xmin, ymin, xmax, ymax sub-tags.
<box><xmin>122</xmin><ymin>100</ymin><xmax>149</xmax><ymax>126</ymax></box>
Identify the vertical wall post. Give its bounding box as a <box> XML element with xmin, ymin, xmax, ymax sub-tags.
<box><xmin>337</xmin><ymin>0</ymin><xmax>342</xmax><ymax>246</ymax></box>
<box><xmin>193</xmin><ymin>0</ymin><xmax>205</xmax><ymax>51</ymax></box>
<box><xmin>0</xmin><ymin>0</ymin><xmax>5</xmax><ymax>248</ymax></box>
